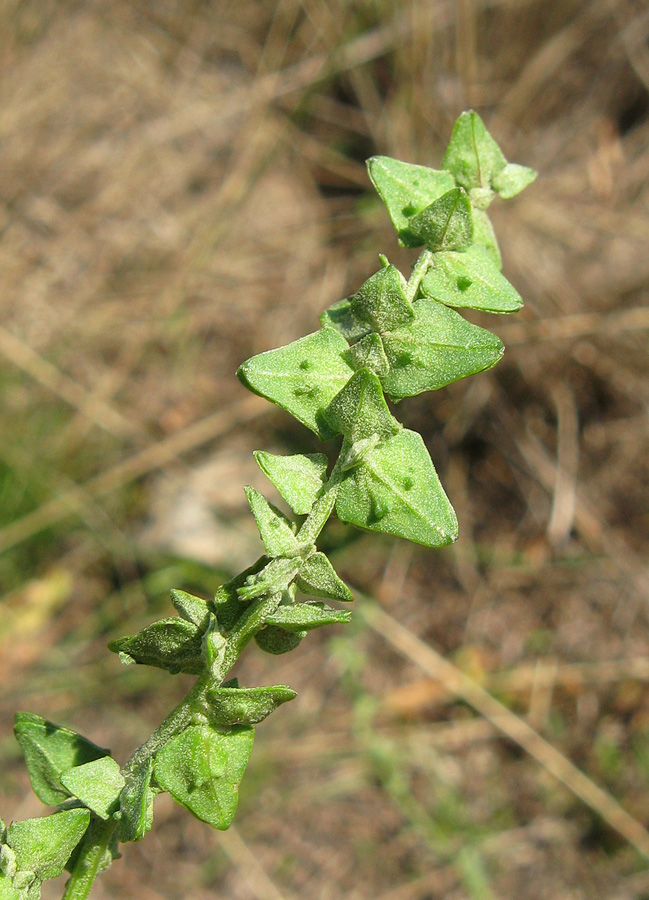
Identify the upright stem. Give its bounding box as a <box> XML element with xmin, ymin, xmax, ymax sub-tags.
<box><xmin>61</xmin><ymin>818</ymin><xmax>118</xmax><ymax>900</ymax></box>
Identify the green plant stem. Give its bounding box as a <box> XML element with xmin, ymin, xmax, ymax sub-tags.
<box><xmin>61</xmin><ymin>817</ymin><xmax>118</xmax><ymax>900</ymax></box>
<box><xmin>405</xmin><ymin>248</ymin><xmax>434</xmax><ymax>302</ymax></box>
<box><xmin>62</xmin><ymin>586</ymin><xmax>284</xmax><ymax>900</ymax></box>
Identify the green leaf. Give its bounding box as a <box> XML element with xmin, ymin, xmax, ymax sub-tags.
<box><xmin>201</xmin><ymin>613</ymin><xmax>227</xmax><ymax>677</ymax></box>
<box><xmin>344</xmin><ymin>332</ymin><xmax>390</xmax><ymax>377</ymax></box>
<box><xmin>320</xmin><ymin>297</ymin><xmax>371</xmax><ymax>343</ymax></box>
<box><xmin>237</xmin><ymin>328</ymin><xmax>354</xmax><ymax>439</ymax></box>
<box><xmin>170</xmin><ymin>589</ymin><xmax>211</xmax><ymax>628</ymax></box>
<box><xmin>254</xmin><ymin>451</ymin><xmax>327</xmax><ymax>516</ymax></box>
<box><xmin>154</xmin><ymin>725</ymin><xmax>254</xmax><ymax>831</ymax></box>
<box><xmin>350</xmin><ymin>266</ymin><xmax>413</xmax><ymax>333</ymax></box>
<box><xmin>442</xmin><ymin>110</ymin><xmax>507</xmax><ymax>192</ymax></box>
<box><xmin>13</xmin><ymin>713</ymin><xmax>110</xmax><ymax>807</ymax></box>
<box><xmin>203</xmin><ymin>685</ymin><xmax>297</xmax><ymax>726</ymax></box>
<box><xmin>7</xmin><ymin>809</ymin><xmax>90</xmax><ymax>882</ymax></box>
<box><xmin>236</xmin><ymin>558</ymin><xmax>299</xmax><ymax>603</ymax></box>
<box><xmin>244</xmin><ymin>487</ymin><xmax>299</xmax><ymax>558</ymax></box>
<box><xmin>406</xmin><ymin>188</ymin><xmax>473</xmax><ymax>252</ymax></box>
<box><xmin>213</xmin><ymin>558</ymin><xmax>269</xmax><ymax>632</ymax></box>
<box><xmin>324</xmin><ymin>369</ymin><xmax>399</xmax><ymax>443</ymax></box>
<box><xmin>60</xmin><ymin>757</ymin><xmax>124</xmax><ymax>821</ymax></box>
<box><xmin>420</xmin><ymin>245</ymin><xmax>523</xmax><ymax>314</ymax></box>
<box><xmin>266</xmin><ymin>602</ymin><xmax>351</xmax><ymax>632</ymax></box>
<box><xmin>366</xmin><ymin>156</ymin><xmax>456</xmax><ymax>247</ymax></box>
<box><xmin>335</xmin><ymin>428</ymin><xmax>458</xmax><ymax>547</ymax></box>
<box><xmin>492</xmin><ymin>162</ymin><xmax>537</xmax><ymax>199</ymax></box>
<box><xmin>296</xmin><ymin>552</ymin><xmax>353</xmax><ymax>602</ymax></box>
<box><xmin>380</xmin><ymin>299</ymin><xmax>504</xmax><ymax>400</ymax></box>
<box><xmin>254</xmin><ymin>625</ymin><xmax>304</xmax><ymax>655</ymax></box>
<box><xmin>471</xmin><ymin>207</ymin><xmax>502</xmax><ymax>269</ymax></box>
<box><xmin>119</xmin><ymin>758</ymin><xmax>154</xmax><ymax>843</ymax></box>
<box><xmin>0</xmin><ymin>873</ymin><xmax>20</xmax><ymax>900</ymax></box>
<box><xmin>108</xmin><ymin>617</ymin><xmax>204</xmax><ymax>675</ymax></box>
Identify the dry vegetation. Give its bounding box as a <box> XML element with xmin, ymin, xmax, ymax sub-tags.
<box><xmin>1</xmin><ymin>0</ymin><xmax>649</xmax><ymax>897</ymax></box>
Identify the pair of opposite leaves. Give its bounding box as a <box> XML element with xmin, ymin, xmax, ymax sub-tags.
<box><xmin>238</xmin><ymin>112</ymin><xmax>535</xmax><ymax>550</ymax></box>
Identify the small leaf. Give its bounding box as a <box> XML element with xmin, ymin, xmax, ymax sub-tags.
<box><xmin>154</xmin><ymin>725</ymin><xmax>254</xmax><ymax>831</ymax></box>
<box><xmin>266</xmin><ymin>602</ymin><xmax>351</xmax><ymax>631</ymax></box>
<box><xmin>344</xmin><ymin>333</ymin><xmax>390</xmax><ymax>377</ymax></box>
<box><xmin>119</xmin><ymin>758</ymin><xmax>154</xmax><ymax>843</ymax></box>
<box><xmin>244</xmin><ymin>487</ymin><xmax>299</xmax><ymax>558</ymax></box>
<box><xmin>170</xmin><ymin>589</ymin><xmax>211</xmax><ymax>628</ymax></box>
<box><xmin>296</xmin><ymin>552</ymin><xmax>353</xmax><ymax>602</ymax></box>
<box><xmin>237</xmin><ymin>557</ymin><xmax>299</xmax><ymax>603</ymax></box>
<box><xmin>442</xmin><ymin>110</ymin><xmax>507</xmax><ymax>192</ymax></box>
<box><xmin>237</xmin><ymin>328</ymin><xmax>354</xmax><ymax>439</ymax></box>
<box><xmin>108</xmin><ymin>618</ymin><xmax>204</xmax><ymax>675</ymax></box>
<box><xmin>492</xmin><ymin>162</ymin><xmax>537</xmax><ymax>199</ymax></box>
<box><xmin>6</xmin><ymin>809</ymin><xmax>90</xmax><ymax>882</ymax></box>
<box><xmin>0</xmin><ymin>873</ymin><xmax>20</xmax><ymax>900</ymax></box>
<box><xmin>13</xmin><ymin>713</ymin><xmax>110</xmax><ymax>807</ymax></box>
<box><xmin>335</xmin><ymin>428</ymin><xmax>458</xmax><ymax>547</ymax></box>
<box><xmin>471</xmin><ymin>207</ymin><xmax>502</xmax><ymax>269</ymax></box>
<box><xmin>254</xmin><ymin>625</ymin><xmax>304</xmax><ymax>655</ymax></box>
<box><xmin>380</xmin><ymin>299</ymin><xmax>504</xmax><ymax>400</ymax></box>
<box><xmin>202</xmin><ymin>613</ymin><xmax>227</xmax><ymax>677</ymax></box>
<box><xmin>213</xmin><ymin>558</ymin><xmax>269</xmax><ymax>632</ymax></box>
<box><xmin>420</xmin><ymin>245</ymin><xmax>523</xmax><ymax>314</ymax></box>
<box><xmin>203</xmin><ymin>685</ymin><xmax>297</xmax><ymax>726</ymax></box>
<box><xmin>350</xmin><ymin>266</ymin><xmax>414</xmax><ymax>333</ymax></box>
<box><xmin>366</xmin><ymin>156</ymin><xmax>456</xmax><ymax>247</ymax></box>
<box><xmin>253</xmin><ymin>451</ymin><xmax>328</xmax><ymax>516</ymax></box>
<box><xmin>60</xmin><ymin>757</ymin><xmax>124</xmax><ymax>821</ymax></box>
<box><xmin>320</xmin><ymin>297</ymin><xmax>370</xmax><ymax>342</ymax></box>
<box><xmin>406</xmin><ymin>188</ymin><xmax>473</xmax><ymax>252</ymax></box>
<box><xmin>324</xmin><ymin>369</ymin><xmax>399</xmax><ymax>443</ymax></box>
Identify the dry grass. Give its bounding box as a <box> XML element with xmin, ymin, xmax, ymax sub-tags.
<box><xmin>1</xmin><ymin>1</ymin><xmax>649</xmax><ymax>898</ymax></box>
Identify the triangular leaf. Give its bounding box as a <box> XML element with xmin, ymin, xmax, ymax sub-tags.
<box><xmin>170</xmin><ymin>589</ymin><xmax>211</xmax><ymax>628</ymax></box>
<box><xmin>154</xmin><ymin>725</ymin><xmax>254</xmax><ymax>831</ymax></box>
<box><xmin>203</xmin><ymin>685</ymin><xmax>297</xmax><ymax>726</ymax></box>
<box><xmin>253</xmin><ymin>451</ymin><xmax>328</xmax><ymax>516</ymax></box>
<box><xmin>471</xmin><ymin>207</ymin><xmax>502</xmax><ymax>269</ymax></box>
<box><xmin>320</xmin><ymin>297</ymin><xmax>371</xmax><ymax>342</ymax></box>
<box><xmin>335</xmin><ymin>429</ymin><xmax>458</xmax><ymax>547</ymax></box>
<box><xmin>13</xmin><ymin>714</ymin><xmax>109</xmax><ymax>807</ymax></box>
<box><xmin>244</xmin><ymin>486</ymin><xmax>299</xmax><ymax>557</ymax></box>
<box><xmin>266</xmin><ymin>602</ymin><xmax>351</xmax><ymax>631</ymax></box>
<box><xmin>442</xmin><ymin>110</ymin><xmax>507</xmax><ymax>192</ymax></box>
<box><xmin>407</xmin><ymin>188</ymin><xmax>473</xmax><ymax>252</ymax></box>
<box><xmin>108</xmin><ymin>617</ymin><xmax>204</xmax><ymax>675</ymax></box>
<box><xmin>296</xmin><ymin>552</ymin><xmax>353</xmax><ymax>602</ymax></box>
<box><xmin>6</xmin><ymin>810</ymin><xmax>90</xmax><ymax>882</ymax></box>
<box><xmin>60</xmin><ymin>757</ymin><xmax>124</xmax><ymax>821</ymax></box>
<box><xmin>119</xmin><ymin>758</ymin><xmax>154</xmax><ymax>843</ymax></box>
<box><xmin>324</xmin><ymin>369</ymin><xmax>399</xmax><ymax>443</ymax></box>
<box><xmin>492</xmin><ymin>162</ymin><xmax>537</xmax><ymax>199</ymax></box>
<box><xmin>367</xmin><ymin>156</ymin><xmax>456</xmax><ymax>247</ymax></box>
<box><xmin>344</xmin><ymin>332</ymin><xmax>390</xmax><ymax>377</ymax></box>
<box><xmin>350</xmin><ymin>266</ymin><xmax>413</xmax><ymax>333</ymax></box>
<box><xmin>420</xmin><ymin>245</ymin><xmax>523</xmax><ymax>313</ymax></box>
<box><xmin>380</xmin><ymin>299</ymin><xmax>504</xmax><ymax>400</ymax></box>
<box><xmin>255</xmin><ymin>625</ymin><xmax>304</xmax><ymax>655</ymax></box>
<box><xmin>237</xmin><ymin>328</ymin><xmax>354</xmax><ymax>439</ymax></box>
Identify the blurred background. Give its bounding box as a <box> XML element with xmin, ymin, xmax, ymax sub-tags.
<box><xmin>1</xmin><ymin>0</ymin><xmax>649</xmax><ymax>897</ymax></box>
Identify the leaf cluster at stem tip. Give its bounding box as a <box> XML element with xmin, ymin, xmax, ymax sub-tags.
<box><xmin>2</xmin><ymin>110</ymin><xmax>535</xmax><ymax>900</ymax></box>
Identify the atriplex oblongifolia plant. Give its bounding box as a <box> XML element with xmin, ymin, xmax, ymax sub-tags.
<box><xmin>1</xmin><ymin>112</ymin><xmax>536</xmax><ymax>900</ymax></box>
